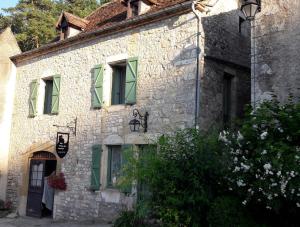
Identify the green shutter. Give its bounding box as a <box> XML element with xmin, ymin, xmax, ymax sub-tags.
<box><xmin>29</xmin><ymin>79</ymin><xmax>39</xmax><ymax>117</ymax></box>
<box><xmin>121</xmin><ymin>144</ymin><xmax>133</xmax><ymax>194</ymax></box>
<box><xmin>51</xmin><ymin>75</ymin><xmax>61</xmax><ymax>114</ymax></box>
<box><xmin>125</xmin><ymin>57</ymin><xmax>138</xmax><ymax>105</ymax></box>
<box><xmin>92</xmin><ymin>64</ymin><xmax>104</xmax><ymax>108</ymax></box>
<box><xmin>91</xmin><ymin>144</ymin><xmax>102</xmax><ymax>190</ymax></box>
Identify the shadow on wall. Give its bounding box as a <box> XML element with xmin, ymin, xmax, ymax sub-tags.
<box><xmin>199</xmin><ymin>9</ymin><xmax>251</xmax><ymax>130</ymax></box>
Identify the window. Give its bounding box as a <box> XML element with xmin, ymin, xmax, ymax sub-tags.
<box><xmin>223</xmin><ymin>73</ymin><xmax>233</xmax><ymax>126</ymax></box>
<box><xmin>43</xmin><ymin>79</ymin><xmax>53</xmax><ymax>114</ymax></box>
<box><xmin>91</xmin><ymin>57</ymin><xmax>138</xmax><ymax>109</ymax></box>
<box><xmin>107</xmin><ymin>145</ymin><xmax>122</xmax><ymax>187</ymax></box>
<box><xmin>111</xmin><ymin>63</ymin><xmax>126</xmax><ymax>105</ymax></box>
<box><xmin>29</xmin><ymin>75</ymin><xmax>61</xmax><ymax>117</ymax></box>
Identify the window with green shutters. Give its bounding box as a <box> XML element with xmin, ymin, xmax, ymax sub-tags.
<box><xmin>29</xmin><ymin>79</ymin><xmax>39</xmax><ymax>117</ymax></box>
<box><xmin>91</xmin><ymin>144</ymin><xmax>102</xmax><ymax>190</ymax></box>
<box><xmin>92</xmin><ymin>64</ymin><xmax>104</xmax><ymax>108</ymax></box>
<box><xmin>51</xmin><ymin>75</ymin><xmax>61</xmax><ymax>114</ymax></box>
<box><xmin>125</xmin><ymin>57</ymin><xmax>138</xmax><ymax>105</ymax></box>
<box><xmin>107</xmin><ymin>144</ymin><xmax>133</xmax><ymax>193</ymax></box>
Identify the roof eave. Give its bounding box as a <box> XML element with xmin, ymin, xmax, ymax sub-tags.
<box><xmin>11</xmin><ymin>1</ymin><xmax>193</xmax><ymax>65</ymax></box>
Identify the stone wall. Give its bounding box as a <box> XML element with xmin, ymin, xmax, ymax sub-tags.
<box><xmin>253</xmin><ymin>0</ymin><xmax>300</xmax><ymax>103</ymax></box>
<box><xmin>6</xmin><ymin>0</ymin><xmax>250</xmax><ymax>222</ymax></box>
<box><xmin>0</xmin><ymin>27</ymin><xmax>20</xmax><ymax>201</ymax></box>
<box><xmin>7</xmin><ymin>12</ymin><xmax>198</xmax><ymax>221</ymax></box>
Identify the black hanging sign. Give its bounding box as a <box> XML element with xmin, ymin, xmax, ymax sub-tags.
<box><xmin>56</xmin><ymin>132</ymin><xmax>69</xmax><ymax>158</ymax></box>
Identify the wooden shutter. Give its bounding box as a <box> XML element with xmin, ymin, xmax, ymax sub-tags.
<box><xmin>125</xmin><ymin>57</ymin><xmax>138</xmax><ymax>105</ymax></box>
<box><xmin>121</xmin><ymin>144</ymin><xmax>133</xmax><ymax>194</ymax></box>
<box><xmin>92</xmin><ymin>64</ymin><xmax>104</xmax><ymax>108</ymax></box>
<box><xmin>91</xmin><ymin>144</ymin><xmax>102</xmax><ymax>190</ymax></box>
<box><xmin>51</xmin><ymin>75</ymin><xmax>61</xmax><ymax>114</ymax></box>
<box><xmin>29</xmin><ymin>80</ymin><xmax>39</xmax><ymax>117</ymax></box>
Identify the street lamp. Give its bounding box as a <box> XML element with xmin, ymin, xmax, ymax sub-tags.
<box><xmin>240</xmin><ymin>0</ymin><xmax>261</xmax><ymax>108</ymax></box>
<box><xmin>241</xmin><ymin>0</ymin><xmax>261</xmax><ymax>20</ymax></box>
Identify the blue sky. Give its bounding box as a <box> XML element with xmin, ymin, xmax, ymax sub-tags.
<box><xmin>0</xmin><ymin>0</ymin><xmax>19</xmax><ymax>14</ymax></box>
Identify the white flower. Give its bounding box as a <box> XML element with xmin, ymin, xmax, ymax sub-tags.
<box><xmin>278</xmin><ymin>127</ymin><xmax>284</xmax><ymax>133</ymax></box>
<box><xmin>297</xmin><ymin>203</ymin><xmax>300</xmax><ymax>208</ymax></box>
<box><xmin>237</xmin><ymin>179</ymin><xmax>246</xmax><ymax>187</ymax></box>
<box><xmin>260</xmin><ymin>131</ymin><xmax>268</xmax><ymax>140</ymax></box>
<box><xmin>241</xmin><ymin>163</ymin><xmax>250</xmax><ymax>171</ymax></box>
<box><xmin>277</xmin><ymin>171</ymin><xmax>281</xmax><ymax>176</ymax></box>
<box><xmin>234</xmin><ymin>157</ymin><xmax>238</xmax><ymax>163</ymax></box>
<box><xmin>237</xmin><ymin>131</ymin><xmax>244</xmax><ymax>141</ymax></box>
<box><xmin>264</xmin><ymin>163</ymin><xmax>272</xmax><ymax>170</ymax></box>
<box><xmin>266</xmin><ymin>206</ymin><xmax>272</xmax><ymax>210</ymax></box>
<box><xmin>290</xmin><ymin>171</ymin><xmax>295</xmax><ymax>177</ymax></box>
<box><xmin>242</xmin><ymin>200</ymin><xmax>247</xmax><ymax>205</ymax></box>
<box><xmin>219</xmin><ymin>130</ymin><xmax>230</xmax><ymax>144</ymax></box>
<box><xmin>233</xmin><ymin>166</ymin><xmax>241</xmax><ymax>172</ymax></box>
<box><xmin>262</xmin><ymin>150</ymin><xmax>267</xmax><ymax>155</ymax></box>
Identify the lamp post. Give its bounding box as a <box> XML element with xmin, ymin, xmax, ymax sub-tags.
<box><xmin>241</xmin><ymin>0</ymin><xmax>261</xmax><ymax>108</ymax></box>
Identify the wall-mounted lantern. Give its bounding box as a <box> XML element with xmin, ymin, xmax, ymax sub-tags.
<box><xmin>241</xmin><ymin>0</ymin><xmax>261</xmax><ymax>20</ymax></box>
<box><xmin>129</xmin><ymin>109</ymin><xmax>149</xmax><ymax>133</ymax></box>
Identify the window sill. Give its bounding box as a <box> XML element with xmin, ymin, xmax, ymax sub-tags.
<box><xmin>106</xmin><ymin>104</ymin><xmax>126</xmax><ymax>112</ymax></box>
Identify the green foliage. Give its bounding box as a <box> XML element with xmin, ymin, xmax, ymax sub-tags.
<box><xmin>0</xmin><ymin>0</ymin><xmax>106</xmax><ymax>51</ymax></box>
<box><xmin>207</xmin><ymin>196</ymin><xmax>256</xmax><ymax>227</ymax></box>
<box><xmin>118</xmin><ymin>99</ymin><xmax>300</xmax><ymax>226</ymax></box>
<box><xmin>119</xmin><ymin>129</ymin><xmax>230</xmax><ymax>226</ymax></box>
<box><xmin>113</xmin><ymin>210</ymin><xmax>148</xmax><ymax>227</ymax></box>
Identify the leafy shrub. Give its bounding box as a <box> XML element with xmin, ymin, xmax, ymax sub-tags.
<box><xmin>120</xmin><ymin>129</ymin><xmax>230</xmax><ymax>226</ymax></box>
<box><xmin>113</xmin><ymin>210</ymin><xmax>147</xmax><ymax>227</ymax></box>
<box><xmin>220</xmin><ymin>99</ymin><xmax>300</xmax><ymax>226</ymax></box>
<box><xmin>207</xmin><ymin>196</ymin><xmax>256</xmax><ymax>227</ymax></box>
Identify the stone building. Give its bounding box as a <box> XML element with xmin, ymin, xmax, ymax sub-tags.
<box><xmin>0</xmin><ymin>27</ymin><xmax>21</xmax><ymax>201</ymax></box>
<box><xmin>251</xmin><ymin>0</ymin><xmax>300</xmax><ymax>104</ymax></box>
<box><xmin>5</xmin><ymin>0</ymin><xmax>250</xmax><ymax>221</ymax></box>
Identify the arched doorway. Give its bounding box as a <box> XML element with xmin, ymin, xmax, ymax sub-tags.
<box><xmin>26</xmin><ymin>151</ymin><xmax>57</xmax><ymax>218</ymax></box>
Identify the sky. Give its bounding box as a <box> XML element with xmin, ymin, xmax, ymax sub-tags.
<box><xmin>0</xmin><ymin>0</ymin><xmax>19</xmax><ymax>14</ymax></box>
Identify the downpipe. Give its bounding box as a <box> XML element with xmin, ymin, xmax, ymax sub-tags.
<box><xmin>191</xmin><ymin>0</ymin><xmax>220</xmax><ymax>129</ymax></box>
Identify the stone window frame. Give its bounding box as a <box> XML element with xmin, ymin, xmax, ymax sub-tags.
<box><xmin>103</xmin><ymin>53</ymin><xmax>129</xmax><ymax>108</ymax></box>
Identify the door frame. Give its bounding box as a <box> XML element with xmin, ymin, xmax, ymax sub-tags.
<box><xmin>25</xmin><ymin>151</ymin><xmax>58</xmax><ymax>218</ymax></box>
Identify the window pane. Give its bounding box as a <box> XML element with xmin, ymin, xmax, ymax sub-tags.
<box><xmin>44</xmin><ymin>79</ymin><xmax>53</xmax><ymax>114</ymax></box>
<box><xmin>108</xmin><ymin>146</ymin><xmax>122</xmax><ymax>187</ymax></box>
<box><xmin>111</xmin><ymin>65</ymin><xmax>126</xmax><ymax>105</ymax></box>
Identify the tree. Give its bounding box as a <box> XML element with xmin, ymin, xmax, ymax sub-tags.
<box><xmin>0</xmin><ymin>0</ymin><xmax>104</xmax><ymax>52</ymax></box>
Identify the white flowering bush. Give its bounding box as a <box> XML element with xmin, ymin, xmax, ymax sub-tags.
<box><xmin>220</xmin><ymin>100</ymin><xmax>300</xmax><ymax>212</ymax></box>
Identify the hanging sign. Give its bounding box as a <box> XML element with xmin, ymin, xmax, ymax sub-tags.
<box><xmin>56</xmin><ymin>132</ymin><xmax>69</xmax><ymax>158</ymax></box>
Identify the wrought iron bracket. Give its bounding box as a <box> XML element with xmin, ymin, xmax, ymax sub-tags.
<box><xmin>53</xmin><ymin>117</ymin><xmax>77</xmax><ymax>136</ymax></box>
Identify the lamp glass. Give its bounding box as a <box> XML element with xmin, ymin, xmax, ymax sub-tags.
<box><xmin>129</xmin><ymin>119</ymin><xmax>140</xmax><ymax>132</ymax></box>
<box><xmin>241</xmin><ymin>1</ymin><xmax>259</xmax><ymax>20</ymax></box>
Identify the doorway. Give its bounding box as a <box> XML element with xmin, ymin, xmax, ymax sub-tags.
<box><xmin>26</xmin><ymin>151</ymin><xmax>57</xmax><ymax>218</ymax></box>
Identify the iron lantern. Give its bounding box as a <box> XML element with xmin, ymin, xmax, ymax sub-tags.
<box><xmin>241</xmin><ymin>0</ymin><xmax>260</xmax><ymax>20</ymax></box>
<box><xmin>129</xmin><ymin>118</ymin><xmax>141</xmax><ymax>132</ymax></box>
<box><xmin>129</xmin><ymin>109</ymin><xmax>149</xmax><ymax>133</ymax></box>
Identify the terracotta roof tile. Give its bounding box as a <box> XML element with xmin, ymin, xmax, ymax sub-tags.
<box><xmin>84</xmin><ymin>0</ymin><xmax>190</xmax><ymax>32</ymax></box>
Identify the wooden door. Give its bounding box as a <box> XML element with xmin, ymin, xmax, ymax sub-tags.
<box><xmin>26</xmin><ymin>160</ymin><xmax>45</xmax><ymax>217</ymax></box>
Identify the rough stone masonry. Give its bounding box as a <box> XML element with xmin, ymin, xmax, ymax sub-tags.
<box><xmin>6</xmin><ymin>0</ymin><xmax>250</xmax><ymax>222</ymax></box>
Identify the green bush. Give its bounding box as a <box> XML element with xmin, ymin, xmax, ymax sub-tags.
<box><xmin>113</xmin><ymin>210</ymin><xmax>144</xmax><ymax>227</ymax></box>
<box><xmin>207</xmin><ymin>196</ymin><xmax>256</xmax><ymax>227</ymax></box>
<box><xmin>120</xmin><ymin>129</ymin><xmax>230</xmax><ymax>226</ymax></box>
